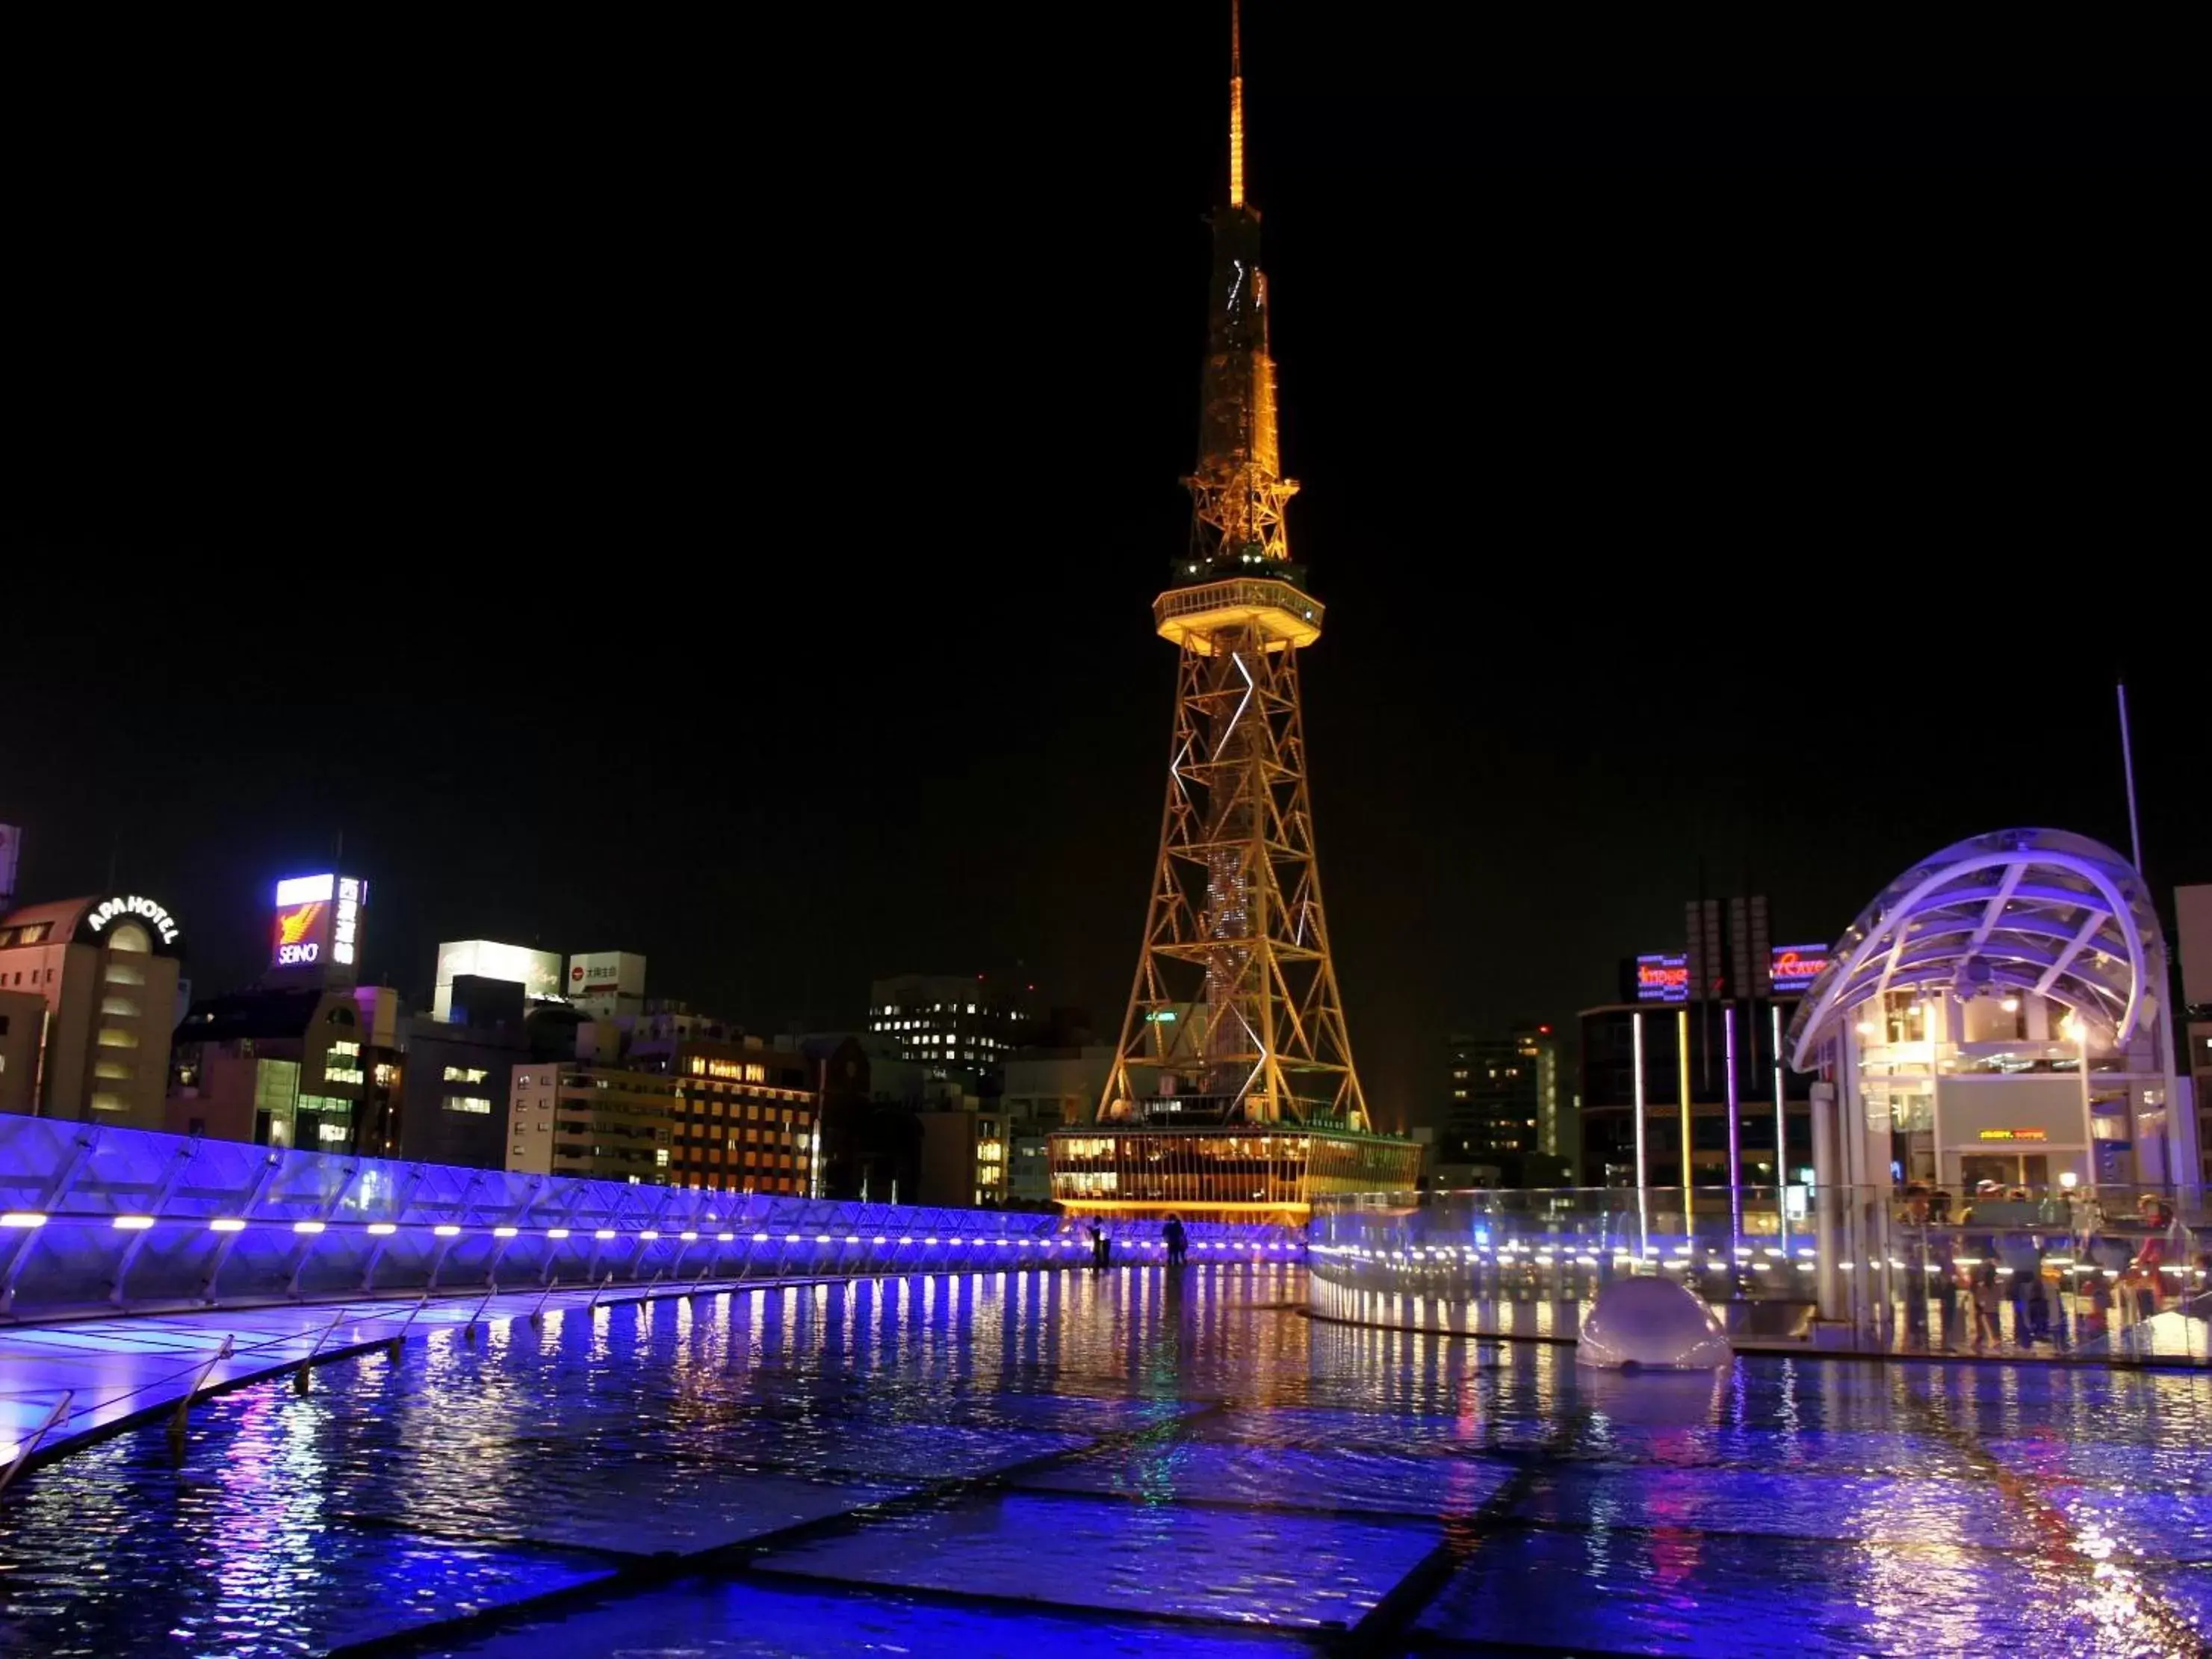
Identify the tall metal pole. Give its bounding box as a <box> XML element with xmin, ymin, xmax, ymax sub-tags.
<box><xmin>2117</xmin><ymin>683</ymin><xmax>2144</xmax><ymax>876</ymax></box>
<box><xmin>2119</xmin><ymin>682</ymin><xmax>2187</xmax><ymax>1198</ymax></box>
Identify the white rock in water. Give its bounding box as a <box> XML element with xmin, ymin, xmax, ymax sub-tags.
<box><xmin>1577</xmin><ymin>1275</ymin><xmax>1732</xmax><ymax>1370</ymax></box>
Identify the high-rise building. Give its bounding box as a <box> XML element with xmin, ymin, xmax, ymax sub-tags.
<box><xmin>0</xmin><ymin>885</ymin><xmax>188</xmax><ymax>1127</ymax></box>
<box><xmin>666</xmin><ymin>1038</ymin><xmax>817</xmax><ymax>1196</ymax></box>
<box><xmin>1049</xmin><ymin>8</ymin><xmax>1420</xmax><ymax>1224</ymax></box>
<box><xmin>1442</xmin><ymin>1024</ymin><xmax>1563</xmax><ymax>1170</ymax></box>
<box><xmin>866</xmin><ymin>973</ymin><xmax>1031</xmax><ymax>1082</ymax></box>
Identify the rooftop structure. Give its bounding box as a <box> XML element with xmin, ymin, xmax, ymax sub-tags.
<box><xmin>1788</xmin><ymin>827</ymin><xmax>2192</xmax><ymax>1203</ymax></box>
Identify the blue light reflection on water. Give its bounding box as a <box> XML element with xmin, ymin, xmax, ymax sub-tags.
<box><xmin>0</xmin><ymin>1265</ymin><xmax>2209</xmax><ymax>1657</ymax></box>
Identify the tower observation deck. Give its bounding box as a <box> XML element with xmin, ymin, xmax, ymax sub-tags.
<box><xmin>1050</xmin><ymin>2</ymin><xmax>1421</xmax><ymax>1226</ymax></box>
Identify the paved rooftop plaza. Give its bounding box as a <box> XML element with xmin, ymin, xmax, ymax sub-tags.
<box><xmin>4</xmin><ymin>1262</ymin><xmax>2212</xmax><ymax>1657</ymax></box>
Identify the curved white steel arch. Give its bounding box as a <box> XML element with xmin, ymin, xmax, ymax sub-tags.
<box><xmin>1787</xmin><ymin>828</ymin><xmax>2168</xmax><ymax>1072</ymax></box>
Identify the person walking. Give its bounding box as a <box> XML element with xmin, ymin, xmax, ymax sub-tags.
<box><xmin>1163</xmin><ymin>1215</ymin><xmax>1187</xmax><ymax>1268</ymax></box>
<box><xmin>1089</xmin><ymin>1221</ymin><xmax>1109</xmax><ymax>1271</ymax></box>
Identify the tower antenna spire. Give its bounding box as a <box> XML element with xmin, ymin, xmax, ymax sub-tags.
<box><xmin>1227</xmin><ymin>0</ymin><xmax>1245</xmax><ymax>208</ymax></box>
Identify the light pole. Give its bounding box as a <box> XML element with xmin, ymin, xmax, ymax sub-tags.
<box><xmin>2065</xmin><ymin>1012</ymin><xmax>2094</xmax><ymax>1195</ymax></box>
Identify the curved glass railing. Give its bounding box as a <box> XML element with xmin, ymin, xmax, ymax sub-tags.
<box><xmin>1309</xmin><ymin>1185</ymin><xmax>2212</xmax><ymax>1365</ymax></box>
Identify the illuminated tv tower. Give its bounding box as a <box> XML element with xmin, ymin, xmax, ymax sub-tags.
<box><xmin>1093</xmin><ymin>1</ymin><xmax>1378</xmax><ymax>1144</ymax></box>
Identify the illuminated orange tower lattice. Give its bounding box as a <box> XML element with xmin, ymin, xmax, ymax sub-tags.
<box><xmin>1098</xmin><ymin>0</ymin><xmax>1367</xmax><ymax>1135</ymax></box>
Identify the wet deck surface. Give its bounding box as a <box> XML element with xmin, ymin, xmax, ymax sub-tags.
<box><xmin>3</xmin><ymin>1264</ymin><xmax>2211</xmax><ymax>1656</ymax></box>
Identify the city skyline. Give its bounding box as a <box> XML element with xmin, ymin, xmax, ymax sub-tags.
<box><xmin>7</xmin><ymin>34</ymin><xmax>2201</xmax><ymax>1126</ymax></box>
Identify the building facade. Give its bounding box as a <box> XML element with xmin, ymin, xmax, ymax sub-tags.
<box><xmin>506</xmin><ymin>1057</ymin><xmax>678</xmax><ymax>1185</ymax></box>
<box><xmin>1002</xmin><ymin>1044</ymin><xmax>1116</xmax><ymax>1204</ymax></box>
<box><xmin>1579</xmin><ymin>996</ymin><xmax>1813</xmax><ymax>1200</ymax></box>
<box><xmin>0</xmin><ymin>988</ymin><xmax>44</xmax><ymax>1114</ymax></box>
<box><xmin>0</xmin><ymin>892</ymin><xmax>188</xmax><ymax>1127</ymax></box>
<box><xmin>395</xmin><ymin>975</ymin><xmax>532</xmax><ymax>1169</ymax></box>
<box><xmin>1442</xmin><ymin>1024</ymin><xmax>1562</xmax><ymax>1169</ymax></box>
<box><xmin>167</xmin><ymin>984</ymin><xmax>403</xmax><ymax>1153</ymax></box>
<box><xmin>2180</xmin><ymin>884</ymin><xmax>2212</xmax><ymax>1186</ymax></box>
<box><xmin>1788</xmin><ymin>830</ymin><xmax>2194</xmax><ymax>1202</ymax></box>
<box><xmin>666</xmin><ymin>1038</ymin><xmax>817</xmax><ymax>1196</ymax></box>
<box><xmin>866</xmin><ymin>974</ymin><xmax>1031</xmax><ymax>1083</ymax></box>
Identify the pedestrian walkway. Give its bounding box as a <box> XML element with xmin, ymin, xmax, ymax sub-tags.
<box><xmin>0</xmin><ymin>1277</ymin><xmax>795</xmax><ymax>1475</ymax></box>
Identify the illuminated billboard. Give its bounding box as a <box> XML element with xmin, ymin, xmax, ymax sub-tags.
<box><xmin>271</xmin><ymin>874</ymin><xmax>368</xmax><ymax>973</ymax></box>
<box><xmin>433</xmin><ymin>940</ymin><xmax>563</xmax><ymax>1020</ymax></box>
<box><xmin>567</xmin><ymin>951</ymin><xmax>646</xmax><ymax>1001</ymax></box>
<box><xmin>1768</xmin><ymin>943</ymin><xmax>1830</xmax><ymax>995</ymax></box>
<box><xmin>1635</xmin><ymin>953</ymin><xmax>1690</xmax><ymax>1003</ymax></box>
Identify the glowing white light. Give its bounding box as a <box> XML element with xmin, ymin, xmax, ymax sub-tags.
<box><xmin>596</xmin><ymin>1229</ymin><xmax>618</xmax><ymax>1241</ymax></box>
<box><xmin>208</xmin><ymin>1218</ymin><xmax>247</xmax><ymax>1232</ymax></box>
<box><xmin>547</xmin><ymin>1227</ymin><xmax>571</xmax><ymax>1239</ymax></box>
<box><xmin>433</xmin><ymin>1224</ymin><xmax>461</xmax><ymax>1238</ymax></box>
<box><xmin>275</xmin><ymin>873</ymin><xmax>335</xmax><ymax>907</ymax></box>
<box><xmin>679</xmin><ymin>1231</ymin><xmax>698</xmax><ymax>1241</ymax></box>
<box><xmin>639</xmin><ymin>1229</ymin><xmax>660</xmax><ymax>1241</ymax></box>
<box><xmin>368</xmin><ymin>1222</ymin><xmax>397</xmax><ymax>1236</ymax></box>
<box><xmin>292</xmin><ymin>1219</ymin><xmax>326</xmax><ymax>1235</ymax></box>
<box><xmin>112</xmin><ymin>1215</ymin><xmax>155</xmax><ymax>1230</ymax></box>
<box><xmin>718</xmin><ymin>1232</ymin><xmax>734</xmax><ymax>1242</ymax></box>
<box><xmin>494</xmin><ymin>1225</ymin><xmax>520</xmax><ymax>1238</ymax></box>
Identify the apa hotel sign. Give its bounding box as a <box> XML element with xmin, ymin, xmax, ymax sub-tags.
<box><xmin>82</xmin><ymin>894</ymin><xmax>182</xmax><ymax>949</ymax></box>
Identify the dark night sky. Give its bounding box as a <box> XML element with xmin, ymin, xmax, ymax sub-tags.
<box><xmin>7</xmin><ymin>16</ymin><xmax>2205</xmax><ymax>1128</ymax></box>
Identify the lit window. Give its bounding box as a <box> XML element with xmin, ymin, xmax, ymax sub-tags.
<box><xmin>444</xmin><ymin>1096</ymin><xmax>493</xmax><ymax>1114</ymax></box>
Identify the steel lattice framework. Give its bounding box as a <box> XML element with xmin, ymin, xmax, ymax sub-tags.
<box><xmin>1103</xmin><ymin>620</ymin><xmax>1366</xmax><ymax>1129</ymax></box>
<box><xmin>0</xmin><ymin>1116</ymin><xmax>1299</xmax><ymax>1321</ymax></box>
<box><xmin>1785</xmin><ymin>827</ymin><xmax>2170</xmax><ymax>1070</ymax></box>
<box><xmin>1096</xmin><ymin>2</ymin><xmax>1367</xmax><ymax>1136</ymax></box>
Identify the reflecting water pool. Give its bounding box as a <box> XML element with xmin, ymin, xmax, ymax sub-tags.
<box><xmin>3</xmin><ymin>1264</ymin><xmax>2211</xmax><ymax>1656</ymax></box>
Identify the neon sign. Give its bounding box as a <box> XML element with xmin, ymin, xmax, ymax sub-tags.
<box><xmin>85</xmin><ymin>895</ymin><xmax>181</xmax><ymax>947</ymax></box>
<box><xmin>1769</xmin><ymin>944</ymin><xmax>1831</xmax><ymax>994</ymax></box>
<box><xmin>270</xmin><ymin>873</ymin><xmax>366</xmax><ymax>972</ymax></box>
<box><xmin>1977</xmin><ymin>1127</ymin><xmax>2048</xmax><ymax>1142</ymax></box>
<box><xmin>1635</xmin><ymin>953</ymin><xmax>1689</xmax><ymax>1003</ymax></box>
<box><xmin>274</xmin><ymin>900</ymin><xmax>326</xmax><ymax>964</ymax></box>
<box><xmin>333</xmin><ymin>877</ymin><xmax>362</xmax><ymax>967</ymax></box>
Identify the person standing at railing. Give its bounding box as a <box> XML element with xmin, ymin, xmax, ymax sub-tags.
<box><xmin>1968</xmin><ymin>1258</ymin><xmax>2003</xmax><ymax>1350</ymax></box>
<box><xmin>2122</xmin><ymin>1195</ymin><xmax>2184</xmax><ymax>1327</ymax></box>
<box><xmin>1897</xmin><ymin>1185</ymin><xmax>1937</xmax><ymax>1349</ymax></box>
